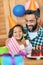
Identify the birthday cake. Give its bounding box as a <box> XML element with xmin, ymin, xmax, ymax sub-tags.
<box><xmin>31</xmin><ymin>46</ymin><xmax>43</xmax><ymax>56</ymax></box>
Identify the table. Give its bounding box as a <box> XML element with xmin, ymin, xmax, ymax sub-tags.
<box><xmin>24</xmin><ymin>58</ymin><xmax>43</xmax><ymax>65</ymax></box>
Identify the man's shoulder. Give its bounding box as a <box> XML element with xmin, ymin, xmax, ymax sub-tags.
<box><xmin>39</xmin><ymin>26</ymin><xmax>43</xmax><ymax>36</ymax></box>
<box><xmin>39</xmin><ymin>26</ymin><xmax>43</xmax><ymax>32</ymax></box>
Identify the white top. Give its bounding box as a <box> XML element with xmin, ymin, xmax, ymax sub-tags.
<box><xmin>20</xmin><ymin>44</ymin><xmax>25</xmax><ymax>50</ymax></box>
<box><xmin>20</xmin><ymin>40</ymin><xmax>32</xmax><ymax>55</ymax></box>
<box><xmin>28</xmin><ymin>32</ymin><xmax>37</xmax><ymax>40</ymax></box>
<box><xmin>25</xmin><ymin>40</ymin><xmax>32</xmax><ymax>54</ymax></box>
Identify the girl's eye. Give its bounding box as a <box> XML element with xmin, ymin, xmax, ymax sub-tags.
<box><xmin>13</xmin><ymin>30</ymin><xmax>22</xmax><ymax>33</ymax></box>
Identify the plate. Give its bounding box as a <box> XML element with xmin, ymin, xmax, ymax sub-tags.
<box><xmin>27</xmin><ymin>55</ymin><xmax>43</xmax><ymax>59</ymax></box>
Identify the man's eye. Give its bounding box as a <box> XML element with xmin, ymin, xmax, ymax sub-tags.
<box><xmin>30</xmin><ymin>20</ymin><xmax>35</xmax><ymax>23</ymax></box>
<box><xmin>26</xmin><ymin>20</ymin><xmax>28</xmax><ymax>22</ymax></box>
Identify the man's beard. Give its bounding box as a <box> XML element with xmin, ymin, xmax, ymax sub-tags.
<box><xmin>26</xmin><ymin>22</ymin><xmax>37</xmax><ymax>32</ymax></box>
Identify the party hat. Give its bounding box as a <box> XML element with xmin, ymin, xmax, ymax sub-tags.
<box><xmin>25</xmin><ymin>0</ymin><xmax>39</xmax><ymax>11</ymax></box>
<box><xmin>8</xmin><ymin>16</ymin><xmax>18</xmax><ymax>29</ymax></box>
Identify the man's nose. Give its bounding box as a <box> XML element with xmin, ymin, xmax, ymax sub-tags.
<box><xmin>27</xmin><ymin>22</ymin><xmax>32</xmax><ymax>25</ymax></box>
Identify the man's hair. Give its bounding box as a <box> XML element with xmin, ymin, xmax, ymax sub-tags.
<box><xmin>8</xmin><ymin>24</ymin><xmax>24</xmax><ymax>38</ymax></box>
<box><xmin>24</xmin><ymin>9</ymin><xmax>40</xmax><ymax>18</ymax></box>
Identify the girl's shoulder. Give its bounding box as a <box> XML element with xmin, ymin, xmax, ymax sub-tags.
<box><xmin>5</xmin><ymin>38</ymin><xmax>11</xmax><ymax>43</ymax></box>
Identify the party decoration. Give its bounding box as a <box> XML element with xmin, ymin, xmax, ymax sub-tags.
<box><xmin>8</xmin><ymin>16</ymin><xmax>18</xmax><ymax>29</ymax></box>
<box><xmin>0</xmin><ymin>46</ymin><xmax>8</xmax><ymax>65</ymax></box>
<box><xmin>2</xmin><ymin>56</ymin><xmax>24</xmax><ymax>65</ymax></box>
<box><xmin>25</xmin><ymin>0</ymin><xmax>39</xmax><ymax>11</ymax></box>
<box><xmin>0</xmin><ymin>57</ymin><xmax>2</xmax><ymax>65</ymax></box>
<box><xmin>25</xmin><ymin>0</ymin><xmax>30</xmax><ymax>10</ymax></box>
<box><xmin>13</xmin><ymin>5</ymin><xmax>25</xmax><ymax>17</ymax></box>
<box><xmin>0</xmin><ymin>46</ymin><xmax>8</xmax><ymax>54</ymax></box>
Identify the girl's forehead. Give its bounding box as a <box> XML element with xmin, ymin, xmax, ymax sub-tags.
<box><xmin>13</xmin><ymin>26</ymin><xmax>22</xmax><ymax>30</ymax></box>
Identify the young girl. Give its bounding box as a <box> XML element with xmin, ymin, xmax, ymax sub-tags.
<box><xmin>6</xmin><ymin>24</ymin><xmax>32</xmax><ymax>56</ymax></box>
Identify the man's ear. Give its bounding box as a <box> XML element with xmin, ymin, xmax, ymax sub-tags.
<box><xmin>37</xmin><ymin>17</ymin><xmax>41</xmax><ymax>25</ymax></box>
<box><xmin>37</xmin><ymin>17</ymin><xmax>43</xmax><ymax>27</ymax></box>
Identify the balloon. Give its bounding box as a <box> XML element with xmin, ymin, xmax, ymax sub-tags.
<box><xmin>25</xmin><ymin>1</ymin><xmax>30</xmax><ymax>10</ymax></box>
<box><xmin>13</xmin><ymin>5</ymin><xmax>25</xmax><ymax>17</ymax></box>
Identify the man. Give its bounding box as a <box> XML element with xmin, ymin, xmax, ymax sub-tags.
<box><xmin>24</xmin><ymin>0</ymin><xmax>43</xmax><ymax>50</ymax></box>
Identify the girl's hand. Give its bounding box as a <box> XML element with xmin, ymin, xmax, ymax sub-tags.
<box><xmin>21</xmin><ymin>39</ymin><xmax>27</xmax><ymax>47</ymax></box>
<box><xmin>19</xmin><ymin>50</ymin><xmax>26</xmax><ymax>57</ymax></box>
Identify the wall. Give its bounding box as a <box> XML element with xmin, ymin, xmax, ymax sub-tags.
<box><xmin>0</xmin><ymin>0</ymin><xmax>9</xmax><ymax>46</ymax></box>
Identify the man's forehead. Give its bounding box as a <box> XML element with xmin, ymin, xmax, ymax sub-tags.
<box><xmin>25</xmin><ymin>14</ymin><xmax>36</xmax><ymax>20</ymax></box>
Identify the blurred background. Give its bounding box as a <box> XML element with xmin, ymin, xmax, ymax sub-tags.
<box><xmin>0</xmin><ymin>0</ymin><xmax>43</xmax><ymax>46</ymax></box>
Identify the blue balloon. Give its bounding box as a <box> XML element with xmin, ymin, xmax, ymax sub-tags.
<box><xmin>13</xmin><ymin>5</ymin><xmax>25</xmax><ymax>17</ymax></box>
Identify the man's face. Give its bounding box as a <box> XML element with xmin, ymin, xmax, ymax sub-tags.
<box><xmin>25</xmin><ymin>14</ymin><xmax>38</xmax><ymax>32</ymax></box>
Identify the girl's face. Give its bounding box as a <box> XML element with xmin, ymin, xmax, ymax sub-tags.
<box><xmin>13</xmin><ymin>26</ymin><xmax>23</xmax><ymax>40</ymax></box>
